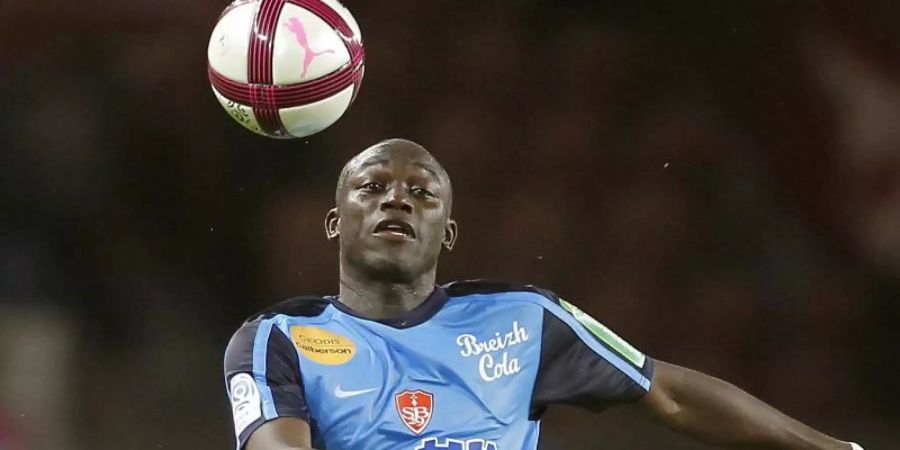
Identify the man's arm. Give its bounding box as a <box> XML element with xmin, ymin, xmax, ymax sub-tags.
<box><xmin>224</xmin><ymin>319</ymin><xmax>314</xmax><ymax>450</ymax></box>
<box><xmin>245</xmin><ymin>417</ymin><xmax>316</xmax><ymax>450</ymax></box>
<box><xmin>639</xmin><ymin>360</ymin><xmax>853</xmax><ymax>450</ymax></box>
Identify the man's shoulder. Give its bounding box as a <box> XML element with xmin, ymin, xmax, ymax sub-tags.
<box><xmin>225</xmin><ymin>296</ymin><xmax>331</xmax><ymax>374</ymax></box>
<box><xmin>243</xmin><ymin>295</ymin><xmax>332</xmax><ymax>324</ymax></box>
<box><xmin>442</xmin><ymin>279</ymin><xmax>561</xmax><ymax>304</ymax></box>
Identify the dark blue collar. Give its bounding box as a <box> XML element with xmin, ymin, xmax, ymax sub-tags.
<box><xmin>327</xmin><ymin>285</ymin><xmax>449</xmax><ymax>329</ymax></box>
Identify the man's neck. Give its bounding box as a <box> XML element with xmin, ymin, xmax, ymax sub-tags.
<box><xmin>337</xmin><ymin>266</ymin><xmax>436</xmax><ymax>320</ymax></box>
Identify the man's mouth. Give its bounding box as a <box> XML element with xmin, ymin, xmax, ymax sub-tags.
<box><xmin>373</xmin><ymin>219</ymin><xmax>416</xmax><ymax>240</ymax></box>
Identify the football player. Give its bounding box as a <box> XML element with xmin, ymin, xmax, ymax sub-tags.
<box><xmin>224</xmin><ymin>139</ymin><xmax>863</xmax><ymax>450</ymax></box>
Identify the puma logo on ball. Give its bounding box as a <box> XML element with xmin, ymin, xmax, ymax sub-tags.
<box><xmin>284</xmin><ymin>17</ymin><xmax>336</xmax><ymax>79</ymax></box>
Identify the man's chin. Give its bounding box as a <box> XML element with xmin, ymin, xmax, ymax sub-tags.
<box><xmin>353</xmin><ymin>254</ymin><xmax>421</xmax><ymax>283</ymax></box>
<box><xmin>343</xmin><ymin>247</ymin><xmax>435</xmax><ymax>284</ymax></box>
<box><xmin>362</xmin><ymin>263</ymin><xmax>418</xmax><ymax>284</ymax></box>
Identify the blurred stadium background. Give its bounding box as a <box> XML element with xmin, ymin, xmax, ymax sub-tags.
<box><xmin>1</xmin><ymin>0</ymin><xmax>899</xmax><ymax>449</ymax></box>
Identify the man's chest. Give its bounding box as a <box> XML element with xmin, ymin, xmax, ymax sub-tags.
<box><xmin>286</xmin><ymin>304</ymin><xmax>543</xmax><ymax>449</ymax></box>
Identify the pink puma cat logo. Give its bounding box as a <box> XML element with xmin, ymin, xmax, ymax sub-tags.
<box><xmin>284</xmin><ymin>17</ymin><xmax>335</xmax><ymax>79</ymax></box>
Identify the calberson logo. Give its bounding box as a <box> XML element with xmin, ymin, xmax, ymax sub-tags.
<box><xmin>456</xmin><ymin>321</ymin><xmax>529</xmax><ymax>382</ymax></box>
<box><xmin>290</xmin><ymin>326</ymin><xmax>356</xmax><ymax>365</ymax></box>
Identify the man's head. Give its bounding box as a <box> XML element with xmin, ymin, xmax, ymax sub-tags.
<box><xmin>326</xmin><ymin>139</ymin><xmax>457</xmax><ymax>283</ymax></box>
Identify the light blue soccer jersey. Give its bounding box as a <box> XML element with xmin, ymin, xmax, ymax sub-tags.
<box><xmin>224</xmin><ymin>281</ymin><xmax>654</xmax><ymax>450</ymax></box>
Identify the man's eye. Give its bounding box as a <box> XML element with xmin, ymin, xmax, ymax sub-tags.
<box><xmin>360</xmin><ymin>182</ymin><xmax>384</xmax><ymax>191</ymax></box>
<box><xmin>410</xmin><ymin>187</ymin><xmax>434</xmax><ymax>197</ymax></box>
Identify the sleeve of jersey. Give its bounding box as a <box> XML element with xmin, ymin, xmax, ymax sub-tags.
<box><xmin>530</xmin><ymin>295</ymin><xmax>654</xmax><ymax>417</ymax></box>
<box><xmin>223</xmin><ymin>318</ymin><xmax>310</xmax><ymax>450</ymax></box>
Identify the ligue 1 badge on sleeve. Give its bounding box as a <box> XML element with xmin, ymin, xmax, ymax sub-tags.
<box><xmin>229</xmin><ymin>373</ymin><xmax>262</xmax><ymax>437</ymax></box>
<box><xmin>395</xmin><ymin>390</ymin><xmax>434</xmax><ymax>435</ymax></box>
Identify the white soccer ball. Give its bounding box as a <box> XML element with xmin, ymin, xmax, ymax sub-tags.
<box><xmin>207</xmin><ymin>0</ymin><xmax>365</xmax><ymax>138</ymax></box>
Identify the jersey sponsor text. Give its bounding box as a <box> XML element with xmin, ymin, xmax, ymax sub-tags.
<box><xmin>415</xmin><ymin>437</ymin><xmax>498</xmax><ymax>450</ymax></box>
<box><xmin>290</xmin><ymin>325</ymin><xmax>356</xmax><ymax>365</ymax></box>
<box><xmin>457</xmin><ymin>321</ymin><xmax>529</xmax><ymax>382</ymax></box>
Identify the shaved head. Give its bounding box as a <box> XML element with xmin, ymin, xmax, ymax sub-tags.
<box><xmin>326</xmin><ymin>138</ymin><xmax>457</xmax><ymax>284</ymax></box>
<box><xmin>336</xmin><ymin>138</ymin><xmax>452</xmax><ymax>211</ymax></box>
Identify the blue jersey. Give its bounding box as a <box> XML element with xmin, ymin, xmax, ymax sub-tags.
<box><xmin>224</xmin><ymin>281</ymin><xmax>654</xmax><ymax>450</ymax></box>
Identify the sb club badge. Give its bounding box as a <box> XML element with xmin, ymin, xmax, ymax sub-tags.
<box><xmin>395</xmin><ymin>390</ymin><xmax>434</xmax><ymax>434</ymax></box>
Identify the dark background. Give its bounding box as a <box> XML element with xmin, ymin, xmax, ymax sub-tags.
<box><xmin>1</xmin><ymin>1</ymin><xmax>898</xmax><ymax>449</ymax></box>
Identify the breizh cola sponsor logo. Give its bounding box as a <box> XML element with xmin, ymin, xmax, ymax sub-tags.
<box><xmin>290</xmin><ymin>325</ymin><xmax>356</xmax><ymax>365</ymax></box>
<box><xmin>456</xmin><ymin>321</ymin><xmax>529</xmax><ymax>382</ymax></box>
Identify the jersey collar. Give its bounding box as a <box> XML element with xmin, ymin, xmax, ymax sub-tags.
<box><xmin>328</xmin><ymin>285</ymin><xmax>449</xmax><ymax>329</ymax></box>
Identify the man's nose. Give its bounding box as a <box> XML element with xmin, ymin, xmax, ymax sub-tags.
<box><xmin>380</xmin><ymin>186</ymin><xmax>413</xmax><ymax>213</ymax></box>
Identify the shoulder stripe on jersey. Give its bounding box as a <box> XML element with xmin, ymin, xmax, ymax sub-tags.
<box><xmin>535</xmin><ymin>295</ymin><xmax>651</xmax><ymax>391</ymax></box>
<box><xmin>251</xmin><ymin>318</ymin><xmax>279</xmax><ymax>420</ymax></box>
<box><xmin>559</xmin><ymin>299</ymin><xmax>646</xmax><ymax>368</ymax></box>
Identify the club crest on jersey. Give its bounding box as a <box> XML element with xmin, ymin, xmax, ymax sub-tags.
<box><xmin>395</xmin><ymin>390</ymin><xmax>434</xmax><ymax>434</ymax></box>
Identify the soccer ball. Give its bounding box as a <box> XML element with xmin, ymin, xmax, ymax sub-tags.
<box><xmin>207</xmin><ymin>0</ymin><xmax>365</xmax><ymax>138</ymax></box>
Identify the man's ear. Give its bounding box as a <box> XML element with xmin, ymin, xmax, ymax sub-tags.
<box><xmin>442</xmin><ymin>219</ymin><xmax>458</xmax><ymax>251</ymax></box>
<box><xmin>325</xmin><ymin>207</ymin><xmax>340</xmax><ymax>241</ymax></box>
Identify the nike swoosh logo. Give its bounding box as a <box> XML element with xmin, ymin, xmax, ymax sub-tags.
<box><xmin>334</xmin><ymin>385</ymin><xmax>377</xmax><ymax>398</ymax></box>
